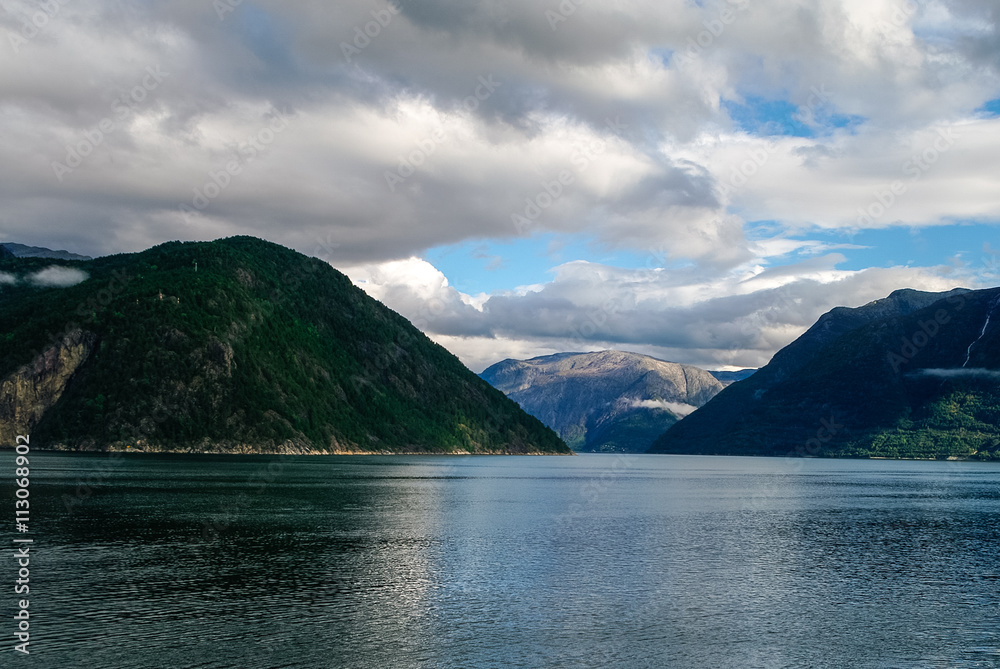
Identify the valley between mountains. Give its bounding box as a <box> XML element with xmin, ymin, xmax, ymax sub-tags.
<box><xmin>1</xmin><ymin>237</ymin><xmax>997</xmax><ymax>460</ymax></box>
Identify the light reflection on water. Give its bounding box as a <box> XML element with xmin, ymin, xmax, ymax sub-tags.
<box><xmin>1</xmin><ymin>452</ymin><xmax>998</xmax><ymax>668</ymax></box>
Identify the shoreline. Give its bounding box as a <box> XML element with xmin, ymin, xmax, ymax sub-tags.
<box><xmin>1</xmin><ymin>445</ymin><xmax>575</xmax><ymax>456</ymax></box>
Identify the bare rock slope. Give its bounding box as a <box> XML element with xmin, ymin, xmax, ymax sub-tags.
<box><xmin>481</xmin><ymin>350</ymin><xmax>724</xmax><ymax>452</ymax></box>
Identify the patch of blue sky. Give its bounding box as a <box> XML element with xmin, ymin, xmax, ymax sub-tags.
<box><xmin>723</xmin><ymin>95</ymin><xmax>865</xmax><ymax>138</ymax></box>
<box><xmin>746</xmin><ymin>221</ymin><xmax>1000</xmax><ymax>276</ymax></box>
<box><xmin>825</xmin><ymin>113</ymin><xmax>865</xmax><ymax>132</ymax></box>
<box><xmin>424</xmin><ymin>234</ymin><xmax>665</xmax><ymax>295</ymax></box>
<box><xmin>977</xmin><ymin>99</ymin><xmax>1000</xmax><ymax>117</ymax></box>
<box><xmin>650</xmin><ymin>47</ymin><xmax>674</xmax><ymax>67</ymax></box>
<box><xmin>429</xmin><ymin>221</ymin><xmax>1000</xmax><ymax>297</ymax></box>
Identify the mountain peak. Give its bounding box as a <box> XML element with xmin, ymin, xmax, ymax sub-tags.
<box><xmin>482</xmin><ymin>350</ymin><xmax>723</xmax><ymax>452</ymax></box>
<box><xmin>0</xmin><ymin>237</ymin><xmax>569</xmax><ymax>455</ymax></box>
<box><xmin>652</xmin><ymin>286</ymin><xmax>1000</xmax><ymax>458</ymax></box>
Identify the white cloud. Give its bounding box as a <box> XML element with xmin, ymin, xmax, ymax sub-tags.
<box><xmin>1</xmin><ymin>0</ymin><xmax>998</xmax><ymax>373</ymax></box>
<box><xmin>345</xmin><ymin>253</ymin><xmax>970</xmax><ymax>372</ymax></box>
<box><xmin>918</xmin><ymin>368</ymin><xmax>1000</xmax><ymax>379</ymax></box>
<box><xmin>345</xmin><ymin>257</ymin><xmax>451</xmax><ymax>302</ymax></box>
<box><xmin>28</xmin><ymin>266</ymin><xmax>88</xmax><ymax>287</ymax></box>
<box><xmin>629</xmin><ymin>399</ymin><xmax>699</xmax><ymax>416</ymax></box>
<box><xmin>0</xmin><ymin>0</ymin><xmax>995</xmax><ymax>263</ymax></box>
<box><xmin>682</xmin><ymin>119</ymin><xmax>1000</xmax><ymax>233</ymax></box>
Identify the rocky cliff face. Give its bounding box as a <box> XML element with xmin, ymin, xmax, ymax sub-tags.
<box><xmin>0</xmin><ymin>237</ymin><xmax>569</xmax><ymax>455</ymax></box>
<box><xmin>481</xmin><ymin>350</ymin><xmax>724</xmax><ymax>452</ymax></box>
<box><xmin>0</xmin><ymin>329</ymin><xmax>96</xmax><ymax>446</ymax></box>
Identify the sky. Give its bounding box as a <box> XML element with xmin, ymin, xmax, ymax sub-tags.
<box><xmin>2</xmin><ymin>0</ymin><xmax>999</xmax><ymax>372</ymax></box>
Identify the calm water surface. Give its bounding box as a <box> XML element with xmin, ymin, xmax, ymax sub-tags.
<box><xmin>1</xmin><ymin>452</ymin><xmax>999</xmax><ymax>668</ymax></box>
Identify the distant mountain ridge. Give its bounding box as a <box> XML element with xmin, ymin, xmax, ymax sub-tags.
<box><xmin>651</xmin><ymin>287</ymin><xmax>1000</xmax><ymax>459</ymax></box>
<box><xmin>709</xmin><ymin>369</ymin><xmax>756</xmax><ymax>386</ymax></box>
<box><xmin>0</xmin><ymin>237</ymin><xmax>569</xmax><ymax>455</ymax></box>
<box><xmin>1</xmin><ymin>243</ymin><xmax>92</xmax><ymax>260</ymax></box>
<box><xmin>481</xmin><ymin>350</ymin><xmax>724</xmax><ymax>452</ymax></box>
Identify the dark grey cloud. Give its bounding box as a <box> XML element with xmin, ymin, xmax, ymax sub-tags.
<box><xmin>2</xmin><ymin>0</ymin><xmax>997</xmax><ymax>261</ymax></box>
<box><xmin>1</xmin><ymin>0</ymin><xmax>999</xmax><ymax>376</ymax></box>
<box><xmin>937</xmin><ymin>0</ymin><xmax>1000</xmax><ymax>72</ymax></box>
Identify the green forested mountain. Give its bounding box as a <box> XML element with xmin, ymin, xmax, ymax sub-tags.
<box><xmin>651</xmin><ymin>287</ymin><xmax>1000</xmax><ymax>459</ymax></box>
<box><xmin>0</xmin><ymin>237</ymin><xmax>569</xmax><ymax>454</ymax></box>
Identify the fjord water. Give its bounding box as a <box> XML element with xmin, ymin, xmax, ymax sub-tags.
<box><xmin>4</xmin><ymin>453</ymin><xmax>999</xmax><ymax>668</ymax></box>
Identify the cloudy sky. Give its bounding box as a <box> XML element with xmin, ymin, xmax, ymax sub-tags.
<box><xmin>3</xmin><ymin>0</ymin><xmax>999</xmax><ymax>371</ymax></box>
